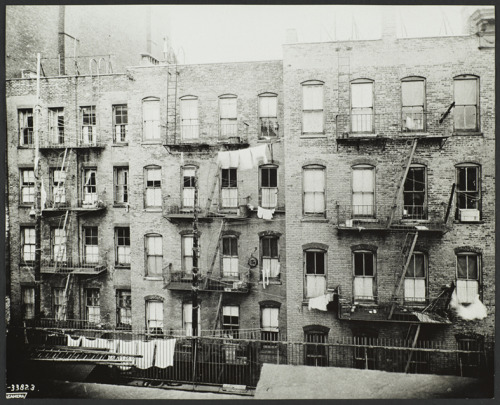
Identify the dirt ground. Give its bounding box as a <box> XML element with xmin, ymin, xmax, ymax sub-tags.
<box><xmin>255</xmin><ymin>364</ymin><xmax>493</xmax><ymax>399</ymax></box>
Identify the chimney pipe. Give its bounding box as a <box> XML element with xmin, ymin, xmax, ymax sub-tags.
<box><xmin>58</xmin><ymin>5</ymin><xmax>65</xmax><ymax>75</ymax></box>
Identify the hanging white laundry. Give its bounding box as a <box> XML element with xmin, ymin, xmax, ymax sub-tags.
<box><xmin>449</xmin><ymin>290</ymin><xmax>487</xmax><ymax>321</ymax></box>
<box><xmin>262</xmin><ymin>264</ymin><xmax>271</xmax><ymax>288</ymax></box>
<box><xmin>258</xmin><ymin>206</ymin><xmax>275</xmax><ymax>220</ymax></box>
<box><xmin>117</xmin><ymin>340</ymin><xmax>138</xmax><ymax>370</ymax></box>
<box><xmin>154</xmin><ymin>338</ymin><xmax>177</xmax><ymax>368</ymax></box>
<box><xmin>67</xmin><ymin>335</ymin><xmax>81</xmax><ymax>347</ymax></box>
<box><xmin>308</xmin><ymin>294</ymin><xmax>331</xmax><ymax>311</ymax></box>
<box><xmin>135</xmin><ymin>340</ymin><xmax>157</xmax><ymax>369</ymax></box>
<box><xmin>239</xmin><ymin>148</ymin><xmax>254</xmax><ymax>170</ymax></box>
<box><xmin>228</xmin><ymin>150</ymin><xmax>240</xmax><ymax>167</ymax></box>
<box><xmin>217</xmin><ymin>151</ymin><xmax>231</xmax><ymax>169</ymax></box>
<box><xmin>251</xmin><ymin>144</ymin><xmax>269</xmax><ymax>166</ymax></box>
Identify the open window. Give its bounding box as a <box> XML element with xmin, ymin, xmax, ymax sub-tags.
<box><xmin>402</xmin><ymin>77</ymin><xmax>425</xmax><ymax>132</ymax></box>
<box><xmin>304</xmin><ymin>249</ymin><xmax>326</xmax><ymax>299</ymax></box>
<box><xmin>353</xmin><ymin>251</ymin><xmax>376</xmax><ymax>302</ymax></box>
<box><xmin>116</xmin><ymin>289</ymin><xmax>132</xmax><ymax>328</ymax></box>
<box><xmin>49</xmin><ymin>108</ymin><xmax>65</xmax><ymax>144</ymax></box>
<box><xmin>259</xmin><ymin>93</ymin><xmax>278</xmax><ymax>138</ymax></box>
<box><xmin>80</xmin><ymin>106</ymin><xmax>96</xmax><ymax>145</ymax></box>
<box><xmin>84</xmin><ymin>288</ymin><xmax>100</xmax><ymax>324</ymax></box>
<box><xmin>403</xmin><ymin>165</ymin><xmax>426</xmax><ymax>220</ymax></box>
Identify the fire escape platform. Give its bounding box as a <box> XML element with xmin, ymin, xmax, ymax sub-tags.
<box><xmin>338</xmin><ymin>305</ymin><xmax>451</xmax><ymax>325</ymax></box>
<box><xmin>336</xmin><ymin>221</ymin><xmax>448</xmax><ymax>234</ymax></box>
<box><xmin>40</xmin><ymin>264</ymin><xmax>107</xmax><ymax>275</ymax></box>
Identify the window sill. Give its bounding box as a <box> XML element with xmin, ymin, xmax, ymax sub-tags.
<box><xmin>112</xmin><ymin>142</ymin><xmax>129</xmax><ymax>147</ymax></box>
<box><xmin>301</xmin><ymin>217</ymin><xmax>328</xmax><ymax>223</ymax></box>
<box><xmin>453</xmin><ymin>220</ymin><xmax>484</xmax><ymax>224</ymax></box>
<box><xmin>144</xmin><ymin>276</ymin><xmax>163</xmax><ymax>281</ymax></box>
<box><xmin>17</xmin><ymin>145</ymin><xmax>35</xmax><ymax>149</ymax></box>
<box><xmin>300</xmin><ymin>133</ymin><xmax>327</xmax><ymax>139</ymax></box>
<box><xmin>348</xmin><ymin>133</ymin><xmax>377</xmax><ymax>138</ymax></box>
<box><xmin>260</xmin><ymin>279</ymin><xmax>282</xmax><ymax>286</ymax></box>
<box><xmin>453</xmin><ymin>132</ymin><xmax>483</xmax><ymax>137</ymax></box>
<box><xmin>141</xmin><ymin>141</ymin><xmax>162</xmax><ymax>145</ymax></box>
<box><xmin>144</xmin><ymin>207</ymin><xmax>162</xmax><ymax>212</ymax></box>
<box><xmin>115</xmin><ymin>265</ymin><xmax>131</xmax><ymax>270</ymax></box>
<box><xmin>257</xmin><ymin>137</ymin><xmax>279</xmax><ymax>143</ymax></box>
<box><xmin>113</xmin><ymin>204</ymin><xmax>129</xmax><ymax>208</ymax></box>
<box><xmin>18</xmin><ymin>204</ymin><xmax>34</xmax><ymax>208</ymax></box>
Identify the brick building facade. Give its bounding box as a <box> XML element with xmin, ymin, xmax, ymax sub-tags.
<box><xmin>5</xmin><ymin>8</ymin><xmax>494</xmax><ymax>371</ymax></box>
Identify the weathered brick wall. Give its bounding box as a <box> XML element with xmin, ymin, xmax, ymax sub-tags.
<box><xmin>283</xmin><ymin>34</ymin><xmax>494</xmax><ymax>343</ymax></box>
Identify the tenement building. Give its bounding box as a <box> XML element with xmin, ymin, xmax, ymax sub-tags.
<box><xmin>6</xmin><ymin>8</ymin><xmax>494</xmax><ymax>376</ymax></box>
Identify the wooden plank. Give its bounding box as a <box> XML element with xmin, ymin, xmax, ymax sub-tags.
<box><xmin>444</xmin><ymin>183</ymin><xmax>456</xmax><ymax>224</ymax></box>
<box><xmin>404</xmin><ymin>324</ymin><xmax>421</xmax><ymax>373</ymax></box>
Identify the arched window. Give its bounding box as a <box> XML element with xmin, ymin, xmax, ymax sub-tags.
<box><xmin>456</xmin><ymin>163</ymin><xmax>481</xmax><ymax>221</ymax></box>
<box><xmin>302</xmin><ymin>80</ymin><xmax>324</xmax><ymax>134</ymax></box>
<box><xmin>401</xmin><ymin>77</ymin><xmax>426</xmax><ymax>132</ymax></box>
<box><xmin>260</xmin><ymin>164</ymin><xmax>278</xmax><ymax>209</ymax></box>
<box><xmin>304</xmin><ymin>248</ymin><xmax>327</xmax><ymax>299</ymax></box>
<box><xmin>403</xmin><ymin>164</ymin><xmax>427</xmax><ymax>220</ymax></box>
<box><xmin>353</xmin><ymin>250</ymin><xmax>376</xmax><ymax>302</ymax></box>
<box><xmin>145</xmin><ymin>233</ymin><xmax>163</xmax><ymax>277</ymax></box>
<box><xmin>142</xmin><ymin>97</ymin><xmax>160</xmax><ymax>141</ymax></box>
<box><xmin>259</xmin><ymin>92</ymin><xmax>278</xmax><ymax>138</ymax></box>
<box><xmin>303</xmin><ymin>165</ymin><xmax>326</xmax><ymax>216</ymax></box>
<box><xmin>453</xmin><ymin>75</ymin><xmax>479</xmax><ymax>131</ymax></box>
<box><xmin>219</xmin><ymin>94</ymin><xmax>238</xmax><ymax>137</ymax></box>
<box><xmin>180</xmin><ymin>95</ymin><xmax>199</xmax><ymax>140</ymax></box>
<box><xmin>145</xmin><ymin>298</ymin><xmax>164</xmax><ymax>335</ymax></box>
<box><xmin>144</xmin><ymin>165</ymin><xmax>162</xmax><ymax>208</ymax></box>
<box><xmin>352</xmin><ymin>164</ymin><xmax>375</xmax><ymax>217</ymax></box>
<box><xmin>404</xmin><ymin>251</ymin><xmax>427</xmax><ymax>304</ymax></box>
<box><xmin>351</xmin><ymin>79</ymin><xmax>374</xmax><ymax>133</ymax></box>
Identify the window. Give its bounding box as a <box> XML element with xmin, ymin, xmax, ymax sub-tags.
<box><xmin>182</xmin><ymin>166</ymin><xmax>196</xmax><ymax>208</ymax></box>
<box><xmin>304</xmin><ymin>330</ymin><xmax>328</xmax><ymax>366</ymax></box>
<box><xmin>402</xmin><ymin>78</ymin><xmax>425</xmax><ymax>131</ymax></box>
<box><xmin>259</xmin><ymin>94</ymin><xmax>278</xmax><ymax>138</ymax></box>
<box><xmin>353</xmin><ymin>251</ymin><xmax>375</xmax><ymax>301</ymax></box>
<box><xmin>21</xmin><ymin>286</ymin><xmax>35</xmax><ymax>320</ymax></box>
<box><xmin>302</xmin><ymin>82</ymin><xmax>324</xmax><ymax>133</ymax></box>
<box><xmin>351</xmin><ymin>80</ymin><xmax>373</xmax><ymax>133</ymax></box>
<box><xmin>81</xmin><ymin>106</ymin><xmax>96</xmax><ymax>145</ymax></box>
<box><xmin>144</xmin><ymin>166</ymin><xmax>162</xmax><ymax>208</ymax></box>
<box><xmin>116</xmin><ymin>290</ymin><xmax>132</xmax><ymax>328</ymax></box>
<box><xmin>456</xmin><ymin>164</ymin><xmax>481</xmax><ymax>218</ymax></box>
<box><xmin>182</xmin><ymin>234</ymin><xmax>194</xmax><ymax>276</ymax></box>
<box><xmin>404</xmin><ymin>252</ymin><xmax>427</xmax><ymax>303</ymax></box>
<box><xmin>51</xmin><ymin>169</ymin><xmax>67</xmax><ymax>205</ymax></box>
<box><xmin>260</xmin><ymin>165</ymin><xmax>278</xmax><ymax>209</ymax></box>
<box><xmin>261</xmin><ymin>307</ymin><xmax>279</xmax><ymax>341</ymax></box>
<box><xmin>146</xmin><ymin>300</ymin><xmax>163</xmax><ymax>334</ymax></box>
<box><xmin>145</xmin><ymin>234</ymin><xmax>163</xmax><ymax>276</ymax></box>
<box><xmin>83</xmin><ymin>227</ymin><xmax>98</xmax><ymax>264</ymax></box>
<box><xmin>20</xmin><ymin>169</ymin><xmax>35</xmax><ymax>205</ymax></box>
<box><xmin>82</xmin><ymin>168</ymin><xmax>97</xmax><ymax>206</ymax></box>
<box><xmin>85</xmin><ymin>288</ymin><xmax>100</xmax><ymax>324</ymax></box>
<box><xmin>221</xmin><ymin>168</ymin><xmax>238</xmax><ymax>209</ymax></box>
<box><xmin>456</xmin><ymin>253</ymin><xmax>480</xmax><ymax>304</ymax></box>
<box><xmin>403</xmin><ymin>165</ymin><xmax>426</xmax><ymax>219</ymax></box>
<box><xmin>222</xmin><ymin>305</ymin><xmax>239</xmax><ymax>338</ymax></box>
<box><xmin>49</xmin><ymin>108</ymin><xmax>65</xmax><ymax>144</ymax></box>
<box><xmin>222</xmin><ymin>235</ymin><xmax>238</xmax><ymax>278</ymax></box>
<box><xmin>21</xmin><ymin>227</ymin><xmax>36</xmax><ymax>263</ymax></box>
<box><xmin>52</xmin><ymin>228</ymin><xmax>67</xmax><ymax>262</ymax></box>
<box><xmin>456</xmin><ymin>335</ymin><xmax>483</xmax><ymax>377</ymax></box>
<box><xmin>219</xmin><ymin>95</ymin><xmax>237</xmax><ymax>137</ymax></box>
<box><xmin>180</xmin><ymin>96</ymin><xmax>199</xmax><ymax>140</ymax></box>
<box><xmin>115</xmin><ymin>227</ymin><xmax>131</xmax><ymax>266</ymax></box>
<box><xmin>113</xmin><ymin>104</ymin><xmax>128</xmax><ymax>143</ymax></box>
<box><xmin>305</xmin><ymin>250</ymin><xmax>326</xmax><ymax>298</ymax></box>
<box><xmin>261</xmin><ymin>236</ymin><xmax>280</xmax><ymax>279</ymax></box>
<box><xmin>352</xmin><ymin>165</ymin><xmax>374</xmax><ymax>217</ymax></box>
<box><xmin>114</xmin><ymin>167</ymin><xmax>128</xmax><ymax>205</ymax></box>
<box><xmin>19</xmin><ymin>109</ymin><xmax>34</xmax><ymax>146</ymax></box>
<box><xmin>303</xmin><ymin>165</ymin><xmax>325</xmax><ymax>215</ymax></box>
<box><xmin>53</xmin><ymin>287</ymin><xmax>64</xmax><ymax>320</ymax></box>
<box><xmin>183</xmin><ymin>302</ymin><xmax>201</xmax><ymax>337</ymax></box>
<box><xmin>142</xmin><ymin>98</ymin><xmax>160</xmax><ymax>140</ymax></box>
<box><xmin>454</xmin><ymin>76</ymin><xmax>479</xmax><ymax>131</ymax></box>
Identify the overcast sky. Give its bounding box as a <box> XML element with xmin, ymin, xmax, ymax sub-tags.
<box><xmin>155</xmin><ymin>5</ymin><xmax>487</xmax><ymax>65</ymax></box>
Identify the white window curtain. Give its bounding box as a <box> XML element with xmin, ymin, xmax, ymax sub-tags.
<box><xmin>83</xmin><ymin>169</ymin><xmax>97</xmax><ymax>205</ymax></box>
<box><xmin>181</xmin><ymin>99</ymin><xmax>199</xmax><ymax>139</ymax></box>
<box><xmin>352</xmin><ymin>167</ymin><xmax>374</xmax><ymax>217</ymax></box>
<box><xmin>262</xmin><ymin>258</ymin><xmax>280</xmax><ymax>278</ymax></box>
<box><xmin>304</xmin><ymin>168</ymin><xmax>325</xmax><ymax>214</ymax></box>
<box><xmin>143</xmin><ymin>100</ymin><xmax>160</xmax><ymax>140</ymax></box>
<box><xmin>183</xmin><ymin>303</ymin><xmax>201</xmax><ymax>337</ymax></box>
<box><xmin>146</xmin><ymin>301</ymin><xmax>164</xmax><ymax>330</ymax></box>
<box><xmin>222</xmin><ymin>256</ymin><xmax>239</xmax><ymax>277</ymax></box>
<box><xmin>145</xmin><ymin>168</ymin><xmax>162</xmax><ymax>207</ymax></box>
<box><xmin>262</xmin><ymin>307</ymin><xmax>279</xmax><ymax>332</ymax></box>
<box><xmin>354</xmin><ymin>277</ymin><xmax>374</xmax><ymax>300</ymax></box>
<box><xmin>306</xmin><ymin>274</ymin><xmax>326</xmax><ymax>298</ymax></box>
<box><xmin>146</xmin><ymin>235</ymin><xmax>163</xmax><ymax>276</ymax></box>
<box><xmin>261</xmin><ymin>188</ymin><xmax>278</xmax><ymax>209</ymax></box>
<box><xmin>221</xmin><ymin>188</ymin><xmax>238</xmax><ymax>208</ymax></box>
<box><xmin>351</xmin><ymin>82</ymin><xmax>373</xmax><ymax>132</ymax></box>
<box><xmin>457</xmin><ymin>280</ymin><xmax>479</xmax><ymax>304</ymax></box>
<box><xmin>259</xmin><ymin>96</ymin><xmax>277</xmax><ymax>118</ymax></box>
<box><xmin>404</xmin><ymin>279</ymin><xmax>426</xmax><ymax>302</ymax></box>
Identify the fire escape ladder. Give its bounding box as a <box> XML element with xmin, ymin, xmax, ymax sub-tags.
<box><xmin>166</xmin><ymin>65</ymin><xmax>178</xmax><ymax>142</ymax></box>
<box><xmin>388</xmin><ymin>231</ymin><xmax>419</xmax><ymax>319</ymax></box>
<box><xmin>52</xmin><ymin>147</ymin><xmax>69</xmax><ymax>208</ymax></box>
<box><xmin>59</xmin><ymin>272</ymin><xmax>73</xmax><ymax>321</ymax></box>
<box><xmin>205</xmin><ymin>162</ymin><xmax>220</xmax><ymax>213</ymax></box>
<box><xmin>212</xmin><ymin>292</ymin><xmax>224</xmax><ymax>334</ymax></box>
<box><xmin>204</xmin><ymin>219</ymin><xmax>225</xmax><ymax>289</ymax></box>
<box><xmin>404</xmin><ymin>323</ymin><xmax>421</xmax><ymax>373</ymax></box>
<box><xmin>386</xmin><ymin>138</ymin><xmax>418</xmax><ymax>228</ymax></box>
<box><xmin>53</xmin><ymin>210</ymin><xmax>70</xmax><ymax>273</ymax></box>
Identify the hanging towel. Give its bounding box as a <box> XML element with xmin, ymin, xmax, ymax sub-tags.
<box><xmin>238</xmin><ymin>148</ymin><xmax>254</xmax><ymax>170</ymax></box>
<box><xmin>308</xmin><ymin>294</ymin><xmax>331</xmax><ymax>311</ymax></box>
<box><xmin>67</xmin><ymin>335</ymin><xmax>82</xmax><ymax>347</ymax></box>
<box><xmin>228</xmin><ymin>150</ymin><xmax>240</xmax><ymax>167</ymax></box>
<box><xmin>135</xmin><ymin>340</ymin><xmax>157</xmax><ymax>369</ymax></box>
<box><xmin>117</xmin><ymin>340</ymin><xmax>138</xmax><ymax>370</ymax></box>
<box><xmin>251</xmin><ymin>144</ymin><xmax>270</xmax><ymax>166</ymax></box>
<box><xmin>262</xmin><ymin>265</ymin><xmax>271</xmax><ymax>288</ymax></box>
<box><xmin>449</xmin><ymin>290</ymin><xmax>488</xmax><ymax>321</ymax></box>
<box><xmin>81</xmin><ymin>337</ymin><xmax>98</xmax><ymax>348</ymax></box>
<box><xmin>154</xmin><ymin>338</ymin><xmax>177</xmax><ymax>368</ymax></box>
<box><xmin>217</xmin><ymin>151</ymin><xmax>231</xmax><ymax>169</ymax></box>
<box><xmin>258</xmin><ymin>206</ymin><xmax>275</xmax><ymax>220</ymax></box>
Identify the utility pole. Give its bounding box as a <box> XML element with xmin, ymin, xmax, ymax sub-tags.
<box><xmin>191</xmin><ymin>170</ymin><xmax>200</xmax><ymax>383</ymax></box>
<box><xmin>33</xmin><ymin>53</ymin><xmax>42</xmax><ymax>320</ymax></box>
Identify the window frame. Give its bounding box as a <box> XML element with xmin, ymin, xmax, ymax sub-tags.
<box><xmin>456</xmin><ymin>252</ymin><xmax>481</xmax><ymax>304</ymax></box>
<box><xmin>144</xmin><ymin>165</ymin><xmax>162</xmax><ymax>209</ymax></box>
<box><xmin>145</xmin><ymin>233</ymin><xmax>163</xmax><ymax>277</ymax></box>
<box><xmin>48</xmin><ymin>107</ymin><xmax>65</xmax><ymax>145</ymax></box>
<box><xmin>52</xmin><ymin>287</ymin><xmax>65</xmax><ymax>320</ymax></box>
<box><xmin>261</xmin><ymin>306</ymin><xmax>279</xmax><ymax>341</ymax></box>
<box><xmin>302</xmin><ymin>165</ymin><xmax>326</xmax><ymax>217</ymax></box>
<box><xmin>261</xmin><ymin>235</ymin><xmax>280</xmax><ymax>280</ymax></box>
<box><xmin>350</xmin><ymin>79</ymin><xmax>374</xmax><ymax>133</ymax></box>
<box><xmin>220</xmin><ymin>168</ymin><xmax>238</xmax><ymax>209</ymax></box>
<box><xmin>259</xmin><ymin>164</ymin><xmax>278</xmax><ymax>209</ymax></box>
<box><xmin>116</xmin><ymin>289</ymin><xmax>132</xmax><ymax>329</ymax></box>
<box><xmin>221</xmin><ymin>235</ymin><xmax>239</xmax><ymax>278</ymax></box>
<box><xmin>352</xmin><ymin>250</ymin><xmax>376</xmax><ymax>302</ymax></box>
<box><xmin>142</xmin><ymin>97</ymin><xmax>161</xmax><ymax>141</ymax></box>
<box><xmin>18</xmin><ymin>109</ymin><xmax>34</xmax><ymax>146</ymax></box>
<box><xmin>50</xmin><ymin>168</ymin><xmax>67</xmax><ymax>206</ymax></box>
<box><xmin>180</xmin><ymin>95</ymin><xmax>199</xmax><ymax>140</ymax></box>
<box><xmin>222</xmin><ymin>305</ymin><xmax>239</xmax><ymax>338</ymax></box>
<box><xmin>19</xmin><ymin>168</ymin><xmax>35</xmax><ymax>206</ymax></box>
<box><xmin>113</xmin><ymin>166</ymin><xmax>129</xmax><ymax>206</ymax></box>
<box><xmin>401</xmin><ymin>77</ymin><xmax>426</xmax><ymax>132</ymax></box>
<box><xmin>183</xmin><ymin>302</ymin><xmax>201</xmax><ymax>337</ymax></box>
<box><xmin>304</xmin><ymin>328</ymin><xmax>328</xmax><ymax>367</ymax></box>
<box><xmin>51</xmin><ymin>227</ymin><xmax>67</xmax><ymax>262</ymax></box>
<box><xmin>82</xmin><ymin>226</ymin><xmax>99</xmax><ymax>265</ymax></box>
<box><xmin>404</xmin><ymin>251</ymin><xmax>428</xmax><ymax>304</ymax></box>
<box><xmin>453</xmin><ymin>75</ymin><xmax>479</xmax><ymax>132</ymax></box>
<box><xmin>84</xmin><ymin>288</ymin><xmax>100</xmax><ymax>324</ymax></box>
<box><xmin>145</xmin><ymin>299</ymin><xmax>164</xmax><ymax>334</ymax></box>
<box><xmin>258</xmin><ymin>93</ymin><xmax>278</xmax><ymax>138</ymax></box>
<box><xmin>456</xmin><ymin>335</ymin><xmax>484</xmax><ymax>377</ymax></box>
<box><xmin>403</xmin><ymin>164</ymin><xmax>427</xmax><ymax>220</ymax></box>
<box><xmin>455</xmin><ymin>164</ymin><xmax>481</xmax><ymax>219</ymax></box>
<box><xmin>21</xmin><ymin>286</ymin><xmax>35</xmax><ymax>320</ymax></box>
<box><xmin>113</xmin><ymin>104</ymin><xmax>128</xmax><ymax>143</ymax></box>
<box><xmin>352</xmin><ymin>164</ymin><xmax>375</xmax><ymax>218</ymax></box>
<box><xmin>182</xmin><ymin>165</ymin><xmax>197</xmax><ymax>209</ymax></box>
<box><xmin>20</xmin><ymin>226</ymin><xmax>36</xmax><ymax>264</ymax></box>
<box><xmin>115</xmin><ymin>227</ymin><xmax>131</xmax><ymax>267</ymax></box>
<box><xmin>301</xmin><ymin>81</ymin><xmax>324</xmax><ymax>135</ymax></box>
<box><xmin>82</xmin><ymin>167</ymin><xmax>97</xmax><ymax>206</ymax></box>
<box><xmin>219</xmin><ymin>94</ymin><xmax>238</xmax><ymax>138</ymax></box>
<box><xmin>182</xmin><ymin>234</ymin><xmax>194</xmax><ymax>276</ymax></box>
<box><xmin>80</xmin><ymin>106</ymin><xmax>96</xmax><ymax>145</ymax></box>
<box><xmin>304</xmin><ymin>249</ymin><xmax>327</xmax><ymax>299</ymax></box>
